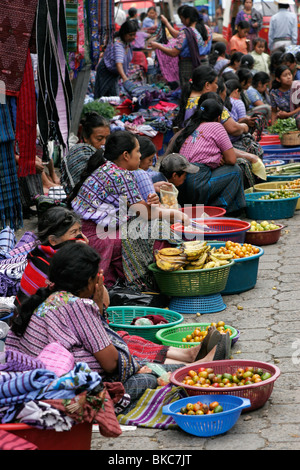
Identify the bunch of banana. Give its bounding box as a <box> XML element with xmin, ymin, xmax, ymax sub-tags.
<box><xmin>183</xmin><ymin>246</ymin><xmax>234</xmax><ymax>270</ymax></box>
<box><xmin>154</xmin><ymin>247</ymin><xmax>188</xmax><ymax>272</ymax></box>
<box><xmin>182</xmin><ymin>240</ymin><xmax>209</xmax><ymax>261</ymax></box>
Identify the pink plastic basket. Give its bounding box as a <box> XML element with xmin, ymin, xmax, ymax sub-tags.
<box><xmin>170</xmin><ymin>359</ymin><xmax>280</xmax><ymax>411</ymax></box>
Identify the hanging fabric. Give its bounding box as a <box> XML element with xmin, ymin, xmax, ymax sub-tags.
<box><xmin>0</xmin><ymin>99</ymin><xmax>23</xmax><ymax>230</ymax></box>
<box><xmin>36</xmin><ymin>0</ymin><xmax>73</xmax><ymax>161</ymax></box>
<box><xmin>88</xmin><ymin>0</ymin><xmax>115</xmax><ymax>69</ymax></box>
<box><xmin>0</xmin><ymin>0</ymin><xmax>39</xmax><ymax>97</ymax></box>
<box><xmin>15</xmin><ymin>49</ymin><xmax>37</xmax><ymax>177</ymax></box>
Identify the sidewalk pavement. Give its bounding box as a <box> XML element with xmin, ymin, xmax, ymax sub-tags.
<box><xmin>17</xmin><ymin>211</ymin><xmax>300</xmax><ymax>451</ymax></box>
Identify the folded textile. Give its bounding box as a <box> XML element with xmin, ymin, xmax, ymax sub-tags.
<box><xmin>15</xmin><ymin>400</ymin><xmax>75</xmax><ymax>431</ymax></box>
<box><xmin>37</xmin><ymin>343</ymin><xmax>74</xmax><ymax>377</ymax></box>
<box><xmin>117</xmin><ymin>384</ymin><xmax>188</xmax><ymax>429</ymax></box>
<box><xmin>0</xmin><ymin>349</ymin><xmax>45</xmax><ymax>372</ymax></box>
<box><xmin>42</xmin><ymin>382</ymin><xmax>124</xmax><ymax>437</ymax></box>
<box><xmin>0</xmin><ymin>362</ymin><xmax>102</xmax><ymax>407</ymax></box>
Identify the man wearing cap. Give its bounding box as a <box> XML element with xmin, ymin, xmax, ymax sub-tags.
<box><xmin>148</xmin><ymin>153</ymin><xmax>199</xmax><ymax>187</ymax></box>
<box><xmin>268</xmin><ymin>0</ymin><xmax>298</xmax><ymax>52</ymax></box>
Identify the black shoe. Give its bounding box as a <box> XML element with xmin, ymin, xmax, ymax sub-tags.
<box><xmin>195</xmin><ymin>327</ymin><xmax>220</xmax><ymax>361</ymax></box>
<box><xmin>213</xmin><ymin>332</ymin><xmax>231</xmax><ymax>361</ymax></box>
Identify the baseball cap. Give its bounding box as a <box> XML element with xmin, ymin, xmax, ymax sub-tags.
<box><xmin>160</xmin><ymin>153</ymin><xmax>199</xmax><ymax>174</ymax></box>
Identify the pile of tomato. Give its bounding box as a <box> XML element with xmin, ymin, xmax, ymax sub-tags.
<box><xmin>179</xmin><ymin>401</ymin><xmax>223</xmax><ymax>416</ymax></box>
<box><xmin>182</xmin><ymin>321</ymin><xmax>232</xmax><ymax>343</ymax></box>
<box><xmin>181</xmin><ymin>367</ymin><xmax>272</xmax><ymax>388</ymax></box>
<box><xmin>215</xmin><ymin>242</ymin><xmax>260</xmax><ymax>259</ymax></box>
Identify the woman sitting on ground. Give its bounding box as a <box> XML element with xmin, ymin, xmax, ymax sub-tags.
<box><xmin>6</xmin><ymin>243</ymin><xmax>231</xmax><ymax>403</ymax></box>
<box><xmin>68</xmin><ymin>130</ymin><xmax>189</xmax><ymax>290</ymax></box>
<box><xmin>166</xmin><ymin>99</ymin><xmax>246</xmax><ymax>215</ymax></box>
<box><xmin>14</xmin><ymin>205</ymin><xmax>93</xmax><ymax>310</ymax></box>
<box><xmin>60</xmin><ymin>112</ymin><xmax>110</xmax><ymax>195</ymax></box>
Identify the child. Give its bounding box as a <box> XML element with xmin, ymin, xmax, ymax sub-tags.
<box><xmin>229</xmin><ymin>20</ymin><xmax>250</xmax><ymax>55</ymax></box>
<box><xmin>209</xmin><ymin>42</ymin><xmax>230</xmax><ymax>75</ymax></box>
<box><xmin>281</xmin><ymin>52</ymin><xmax>300</xmax><ymax>81</ymax></box>
<box><xmin>269</xmin><ymin>64</ymin><xmax>300</xmax><ymax>128</ymax></box>
<box><xmin>240</xmin><ymin>54</ymin><xmax>256</xmax><ymax>75</ymax></box>
<box><xmin>221</xmin><ymin>51</ymin><xmax>244</xmax><ymax>75</ymax></box>
<box><xmin>250</xmin><ymin>38</ymin><xmax>270</xmax><ymax>74</ymax></box>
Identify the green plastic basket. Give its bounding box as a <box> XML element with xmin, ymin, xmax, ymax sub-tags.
<box><xmin>148</xmin><ymin>260</ymin><xmax>234</xmax><ymax>297</ymax></box>
<box><xmin>155</xmin><ymin>322</ymin><xmax>238</xmax><ymax>348</ymax></box>
<box><xmin>106</xmin><ymin>306</ymin><xmax>184</xmax><ymax>343</ymax></box>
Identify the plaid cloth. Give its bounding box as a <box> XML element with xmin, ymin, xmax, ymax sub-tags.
<box><xmin>60</xmin><ymin>143</ymin><xmax>96</xmax><ymax>195</ymax></box>
<box><xmin>0</xmin><ymin>100</ymin><xmax>23</xmax><ymax>230</ymax></box>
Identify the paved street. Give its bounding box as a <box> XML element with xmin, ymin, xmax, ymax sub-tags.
<box><xmin>17</xmin><ymin>210</ymin><xmax>300</xmax><ymax>451</ymax></box>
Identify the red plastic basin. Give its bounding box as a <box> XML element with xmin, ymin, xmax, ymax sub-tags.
<box><xmin>0</xmin><ymin>422</ymin><xmax>92</xmax><ymax>450</ymax></box>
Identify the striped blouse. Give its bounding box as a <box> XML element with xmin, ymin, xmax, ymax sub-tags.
<box><xmin>6</xmin><ymin>292</ymin><xmax>112</xmax><ymax>376</ymax></box>
<box><xmin>179</xmin><ymin>122</ymin><xmax>233</xmax><ymax>168</ymax></box>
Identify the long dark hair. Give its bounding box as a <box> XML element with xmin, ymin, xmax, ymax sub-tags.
<box><xmin>173</xmin><ymin>65</ymin><xmax>218</xmax><ymax>128</ymax></box>
<box><xmin>180</xmin><ymin>6</ymin><xmax>208</xmax><ymax>41</ymax></box>
<box><xmin>104</xmin><ymin>130</ymin><xmax>138</xmax><ymax>162</ymax></box>
<box><xmin>220</xmin><ymin>52</ymin><xmax>244</xmax><ymax>75</ymax></box>
<box><xmin>271</xmin><ymin>65</ymin><xmax>290</xmax><ymax>90</ymax></box>
<box><xmin>171</xmin><ymin>99</ymin><xmax>223</xmax><ymax>153</ymax></box>
<box><xmin>224</xmin><ymin>79</ymin><xmax>242</xmax><ymax>111</ymax></box>
<box><xmin>117</xmin><ymin>19</ymin><xmax>138</xmax><ymax>42</ymax></box>
<box><xmin>67</xmin><ymin>149</ymin><xmax>106</xmax><ymax>206</ymax></box>
<box><xmin>209</xmin><ymin>42</ymin><xmax>227</xmax><ymax>67</ymax></box>
<box><xmin>11</xmin><ymin>243</ymin><xmax>101</xmax><ymax>337</ymax></box>
<box><xmin>136</xmin><ymin>135</ymin><xmax>156</xmax><ymax>160</ymax></box>
<box><xmin>252</xmin><ymin>71</ymin><xmax>270</xmax><ymax>89</ymax></box>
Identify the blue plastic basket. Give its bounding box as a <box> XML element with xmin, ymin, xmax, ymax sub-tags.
<box><xmin>245</xmin><ymin>191</ymin><xmax>300</xmax><ymax>220</ymax></box>
<box><xmin>210</xmin><ymin>243</ymin><xmax>264</xmax><ymax>295</ymax></box>
<box><xmin>169</xmin><ymin>294</ymin><xmax>226</xmax><ymax>314</ymax></box>
<box><xmin>267</xmin><ymin>174</ymin><xmax>300</xmax><ymax>181</ymax></box>
<box><xmin>163</xmin><ymin>395</ymin><xmax>251</xmax><ymax>437</ymax></box>
<box><xmin>262</xmin><ymin>145</ymin><xmax>300</xmax><ymax>161</ymax></box>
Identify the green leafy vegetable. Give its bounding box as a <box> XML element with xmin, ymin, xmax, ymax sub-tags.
<box><xmin>81</xmin><ymin>101</ymin><xmax>115</xmax><ymax>120</ymax></box>
<box><xmin>268</xmin><ymin>118</ymin><xmax>298</xmax><ymax>138</ymax></box>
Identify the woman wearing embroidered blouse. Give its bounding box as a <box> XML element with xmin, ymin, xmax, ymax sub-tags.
<box><xmin>7</xmin><ymin>243</ymin><xmax>231</xmax><ymax>403</ymax></box>
<box><xmin>94</xmin><ymin>20</ymin><xmax>138</xmax><ymax>98</ymax></box>
<box><xmin>68</xmin><ymin>130</ymin><xmax>189</xmax><ymax>290</ymax></box>
<box><xmin>149</xmin><ymin>6</ymin><xmax>211</xmax><ymax>86</ymax></box>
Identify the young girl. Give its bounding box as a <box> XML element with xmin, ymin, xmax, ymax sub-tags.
<box><xmin>246</xmin><ymin>71</ymin><xmax>271</xmax><ymax>109</ymax></box>
<box><xmin>209</xmin><ymin>41</ymin><xmax>230</xmax><ymax>75</ymax></box>
<box><xmin>225</xmin><ymin>79</ymin><xmax>255</xmax><ymax>128</ymax></box>
<box><xmin>250</xmin><ymin>38</ymin><xmax>270</xmax><ymax>74</ymax></box>
<box><xmin>229</xmin><ymin>21</ymin><xmax>250</xmax><ymax>55</ymax></box>
<box><xmin>221</xmin><ymin>51</ymin><xmax>244</xmax><ymax>75</ymax></box>
<box><xmin>235</xmin><ymin>68</ymin><xmax>253</xmax><ymax>110</ymax></box>
<box><xmin>240</xmin><ymin>54</ymin><xmax>255</xmax><ymax>75</ymax></box>
<box><xmin>270</xmin><ymin>65</ymin><xmax>300</xmax><ymax>128</ymax></box>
